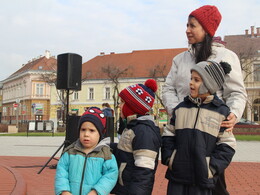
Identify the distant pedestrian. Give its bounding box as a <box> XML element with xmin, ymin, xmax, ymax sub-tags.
<box><xmin>55</xmin><ymin>107</ymin><xmax>118</xmax><ymax>195</ymax></box>
<box><xmin>102</xmin><ymin>103</ymin><xmax>114</xmax><ymax>117</ymax></box>
<box><xmin>162</xmin><ymin>61</ymin><xmax>236</xmax><ymax>195</ymax></box>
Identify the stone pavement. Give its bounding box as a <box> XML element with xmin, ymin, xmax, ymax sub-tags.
<box><xmin>0</xmin><ymin>136</ymin><xmax>259</xmax><ymax>195</ymax></box>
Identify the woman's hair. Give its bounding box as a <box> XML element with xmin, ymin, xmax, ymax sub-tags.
<box><xmin>192</xmin><ymin>34</ymin><xmax>213</xmax><ymax>63</ymax></box>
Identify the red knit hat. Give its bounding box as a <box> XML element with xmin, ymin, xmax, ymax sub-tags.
<box><xmin>78</xmin><ymin>107</ymin><xmax>106</xmax><ymax>137</ymax></box>
<box><xmin>119</xmin><ymin>79</ymin><xmax>158</xmax><ymax>118</ymax></box>
<box><xmin>189</xmin><ymin>5</ymin><xmax>222</xmax><ymax>37</ymax></box>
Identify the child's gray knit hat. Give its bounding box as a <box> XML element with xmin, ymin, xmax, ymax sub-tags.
<box><xmin>191</xmin><ymin>61</ymin><xmax>232</xmax><ymax>95</ymax></box>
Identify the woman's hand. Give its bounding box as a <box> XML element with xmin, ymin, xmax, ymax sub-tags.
<box><xmin>221</xmin><ymin>112</ymin><xmax>237</xmax><ymax>132</ymax></box>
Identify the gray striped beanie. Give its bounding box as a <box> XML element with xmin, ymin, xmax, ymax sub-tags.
<box><xmin>191</xmin><ymin>61</ymin><xmax>232</xmax><ymax>95</ymax></box>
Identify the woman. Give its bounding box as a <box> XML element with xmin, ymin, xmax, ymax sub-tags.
<box><xmin>162</xmin><ymin>5</ymin><xmax>247</xmax><ymax>195</ymax></box>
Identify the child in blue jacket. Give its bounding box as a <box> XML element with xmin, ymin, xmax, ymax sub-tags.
<box><xmin>55</xmin><ymin>107</ymin><xmax>118</xmax><ymax>195</ymax></box>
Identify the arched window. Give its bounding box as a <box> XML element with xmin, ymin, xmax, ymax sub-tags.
<box><xmin>253</xmin><ymin>98</ymin><xmax>260</xmax><ymax>122</ymax></box>
<box><xmin>253</xmin><ymin>98</ymin><xmax>260</xmax><ymax>104</ymax></box>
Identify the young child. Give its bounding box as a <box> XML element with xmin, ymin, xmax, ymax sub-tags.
<box><xmin>111</xmin><ymin>79</ymin><xmax>162</xmax><ymax>195</ymax></box>
<box><xmin>161</xmin><ymin>61</ymin><xmax>236</xmax><ymax>195</ymax></box>
<box><xmin>55</xmin><ymin>107</ymin><xmax>118</xmax><ymax>195</ymax></box>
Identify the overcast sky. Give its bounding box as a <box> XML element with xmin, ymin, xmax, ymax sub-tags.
<box><xmin>0</xmin><ymin>0</ymin><xmax>259</xmax><ymax>81</ymax></box>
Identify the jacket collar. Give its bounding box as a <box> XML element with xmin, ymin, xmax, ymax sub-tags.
<box><xmin>75</xmin><ymin>137</ymin><xmax>110</xmax><ymax>153</ymax></box>
<box><xmin>126</xmin><ymin>114</ymin><xmax>154</xmax><ymax>124</ymax></box>
<box><xmin>186</xmin><ymin>94</ymin><xmax>224</xmax><ymax>107</ymax></box>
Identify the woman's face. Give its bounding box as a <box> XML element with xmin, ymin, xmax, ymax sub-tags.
<box><xmin>186</xmin><ymin>17</ymin><xmax>206</xmax><ymax>44</ymax></box>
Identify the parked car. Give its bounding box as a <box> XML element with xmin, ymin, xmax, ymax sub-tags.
<box><xmin>236</xmin><ymin>118</ymin><xmax>259</xmax><ymax>125</ymax></box>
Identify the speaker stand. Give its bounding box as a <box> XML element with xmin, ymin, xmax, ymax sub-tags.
<box><xmin>38</xmin><ymin>89</ymin><xmax>71</xmax><ymax>174</ymax></box>
<box><xmin>37</xmin><ymin>140</ymin><xmax>70</xmax><ymax>174</ymax></box>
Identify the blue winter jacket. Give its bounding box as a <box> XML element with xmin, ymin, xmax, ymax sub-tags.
<box><xmin>102</xmin><ymin>107</ymin><xmax>113</xmax><ymax>117</ymax></box>
<box><xmin>55</xmin><ymin>137</ymin><xmax>118</xmax><ymax>195</ymax></box>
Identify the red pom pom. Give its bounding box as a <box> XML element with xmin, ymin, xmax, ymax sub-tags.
<box><xmin>145</xmin><ymin>79</ymin><xmax>157</xmax><ymax>92</ymax></box>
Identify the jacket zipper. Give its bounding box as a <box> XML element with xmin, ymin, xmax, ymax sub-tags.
<box><xmin>191</xmin><ymin>104</ymin><xmax>200</xmax><ymax>185</ymax></box>
<box><xmin>193</xmin><ymin>105</ymin><xmax>200</xmax><ymax>128</ymax></box>
<box><xmin>79</xmin><ymin>156</ymin><xmax>88</xmax><ymax>195</ymax></box>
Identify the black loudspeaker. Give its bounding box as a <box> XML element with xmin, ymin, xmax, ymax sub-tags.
<box><xmin>57</xmin><ymin>53</ymin><xmax>82</xmax><ymax>90</ymax></box>
<box><xmin>65</xmin><ymin>115</ymin><xmax>81</xmax><ymax>148</ymax></box>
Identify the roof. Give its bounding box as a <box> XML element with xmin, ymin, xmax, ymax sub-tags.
<box><xmin>9</xmin><ymin>57</ymin><xmax>57</xmax><ymax>79</ymax></box>
<box><xmin>224</xmin><ymin>34</ymin><xmax>260</xmax><ymax>58</ymax></box>
<box><xmin>82</xmin><ymin>48</ymin><xmax>187</xmax><ymax>80</ymax></box>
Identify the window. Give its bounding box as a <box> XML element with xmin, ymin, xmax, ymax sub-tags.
<box><xmin>2</xmin><ymin>107</ymin><xmax>6</xmax><ymax>116</ymax></box>
<box><xmin>36</xmin><ymin>83</ymin><xmax>44</xmax><ymax>96</ymax></box>
<box><xmin>105</xmin><ymin>87</ymin><xmax>111</xmax><ymax>99</ymax></box>
<box><xmin>73</xmin><ymin>91</ymin><xmax>79</xmax><ymax>100</ymax></box>
<box><xmin>254</xmin><ymin>64</ymin><xmax>260</xmax><ymax>81</ymax></box>
<box><xmin>89</xmin><ymin>88</ymin><xmax>94</xmax><ymax>100</ymax></box>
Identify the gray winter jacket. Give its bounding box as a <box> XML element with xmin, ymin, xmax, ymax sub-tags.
<box><xmin>162</xmin><ymin>42</ymin><xmax>247</xmax><ymax>121</ymax></box>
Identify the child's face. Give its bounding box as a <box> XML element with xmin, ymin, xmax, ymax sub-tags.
<box><xmin>190</xmin><ymin>71</ymin><xmax>203</xmax><ymax>98</ymax></box>
<box><xmin>118</xmin><ymin>98</ymin><xmax>125</xmax><ymax>119</ymax></box>
<box><xmin>79</xmin><ymin>121</ymin><xmax>100</xmax><ymax>151</ymax></box>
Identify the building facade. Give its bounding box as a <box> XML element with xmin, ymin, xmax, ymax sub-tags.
<box><xmin>49</xmin><ymin>48</ymin><xmax>187</xmax><ymax>129</ymax></box>
<box><xmin>2</xmin><ymin>26</ymin><xmax>258</xmax><ymax>128</ymax></box>
<box><xmin>224</xmin><ymin>26</ymin><xmax>260</xmax><ymax>123</ymax></box>
<box><xmin>1</xmin><ymin>51</ymin><xmax>57</xmax><ymax>124</ymax></box>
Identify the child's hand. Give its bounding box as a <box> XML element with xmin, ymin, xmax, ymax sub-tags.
<box><xmin>88</xmin><ymin>190</ymin><xmax>98</xmax><ymax>195</ymax></box>
<box><xmin>61</xmin><ymin>191</ymin><xmax>72</xmax><ymax>195</ymax></box>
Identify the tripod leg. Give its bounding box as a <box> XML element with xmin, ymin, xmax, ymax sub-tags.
<box><xmin>37</xmin><ymin>141</ymin><xmax>66</xmax><ymax>174</ymax></box>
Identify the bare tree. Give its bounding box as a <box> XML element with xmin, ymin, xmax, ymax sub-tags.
<box><xmin>149</xmin><ymin>64</ymin><xmax>168</xmax><ymax>108</ymax></box>
<box><xmin>237</xmin><ymin>47</ymin><xmax>260</xmax><ymax>81</ymax></box>
<box><xmin>40</xmin><ymin>60</ymin><xmax>75</xmax><ymax>126</ymax></box>
<box><xmin>101</xmin><ymin>64</ymin><xmax>131</xmax><ymax>132</ymax></box>
<box><xmin>149</xmin><ymin>63</ymin><xmax>169</xmax><ymax>125</ymax></box>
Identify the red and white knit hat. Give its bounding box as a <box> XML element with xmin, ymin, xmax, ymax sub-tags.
<box><xmin>119</xmin><ymin>79</ymin><xmax>158</xmax><ymax>118</ymax></box>
<box><xmin>189</xmin><ymin>5</ymin><xmax>222</xmax><ymax>37</ymax></box>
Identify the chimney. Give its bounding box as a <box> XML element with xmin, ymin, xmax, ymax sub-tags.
<box><xmin>245</xmin><ymin>29</ymin><xmax>249</xmax><ymax>36</ymax></box>
<box><xmin>251</xmin><ymin>26</ymin><xmax>255</xmax><ymax>37</ymax></box>
<box><xmin>100</xmin><ymin>52</ymin><xmax>105</xmax><ymax>56</ymax></box>
<box><xmin>110</xmin><ymin>52</ymin><xmax>115</xmax><ymax>54</ymax></box>
<box><xmin>45</xmin><ymin>50</ymin><xmax>50</xmax><ymax>59</ymax></box>
<box><xmin>257</xmin><ymin>27</ymin><xmax>260</xmax><ymax>37</ymax></box>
